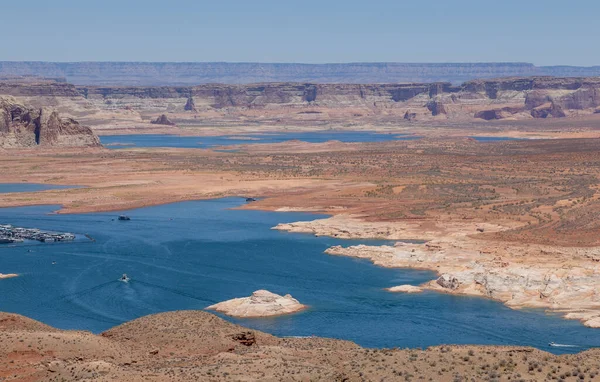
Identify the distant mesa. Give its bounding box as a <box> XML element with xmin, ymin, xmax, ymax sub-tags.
<box><xmin>206</xmin><ymin>290</ymin><xmax>306</xmax><ymax>317</ymax></box>
<box><xmin>3</xmin><ymin>61</ymin><xmax>600</xmax><ymax>85</ymax></box>
<box><xmin>2</xmin><ymin>76</ymin><xmax>600</xmax><ymax>125</ymax></box>
<box><xmin>0</xmin><ymin>96</ymin><xmax>100</xmax><ymax>148</ymax></box>
<box><xmin>151</xmin><ymin>114</ymin><xmax>176</xmax><ymax>126</ymax></box>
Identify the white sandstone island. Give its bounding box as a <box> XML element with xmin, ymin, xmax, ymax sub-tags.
<box><xmin>386</xmin><ymin>285</ymin><xmax>423</xmax><ymax>293</ymax></box>
<box><xmin>0</xmin><ymin>273</ymin><xmax>18</xmax><ymax>279</ymax></box>
<box><xmin>206</xmin><ymin>290</ymin><xmax>306</xmax><ymax>318</ymax></box>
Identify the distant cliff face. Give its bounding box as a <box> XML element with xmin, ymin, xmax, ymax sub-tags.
<box><xmin>0</xmin><ymin>81</ymin><xmax>80</xmax><ymax>97</ymax></box>
<box><xmin>71</xmin><ymin>82</ymin><xmax>454</xmax><ymax>109</ymax></box>
<box><xmin>2</xmin><ymin>76</ymin><xmax>600</xmax><ymax>126</ymax></box>
<box><xmin>77</xmin><ymin>77</ymin><xmax>600</xmax><ymax>118</ymax></box>
<box><xmin>1</xmin><ymin>61</ymin><xmax>600</xmax><ymax>86</ymax></box>
<box><xmin>0</xmin><ymin>96</ymin><xmax>101</xmax><ymax>148</ymax></box>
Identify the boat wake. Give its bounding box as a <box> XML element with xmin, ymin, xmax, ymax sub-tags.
<box><xmin>549</xmin><ymin>342</ymin><xmax>578</xmax><ymax>348</ymax></box>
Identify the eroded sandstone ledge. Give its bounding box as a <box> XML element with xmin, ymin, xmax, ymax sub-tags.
<box><xmin>275</xmin><ymin>215</ymin><xmax>600</xmax><ymax>328</ymax></box>
<box><xmin>0</xmin><ymin>96</ymin><xmax>101</xmax><ymax>148</ymax></box>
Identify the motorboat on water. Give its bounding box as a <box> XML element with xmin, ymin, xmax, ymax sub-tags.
<box><xmin>119</xmin><ymin>273</ymin><xmax>130</xmax><ymax>283</ymax></box>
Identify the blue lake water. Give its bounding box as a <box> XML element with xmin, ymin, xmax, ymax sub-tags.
<box><xmin>100</xmin><ymin>131</ymin><xmax>420</xmax><ymax>149</ymax></box>
<box><xmin>0</xmin><ymin>197</ymin><xmax>598</xmax><ymax>354</ymax></box>
<box><xmin>0</xmin><ymin>183</ymin><xmax>75</xmax><ymax>193</ymax></box>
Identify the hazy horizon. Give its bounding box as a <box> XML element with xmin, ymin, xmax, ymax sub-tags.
<box><xmin>2</xmin><ymin>0</ymin><xmax>598</xmax><ymax>66</ymax></box>
<box><xmin>0</xmin><ymin>61</ymin><xmax>598</xmax><ymax>67</ymax></box>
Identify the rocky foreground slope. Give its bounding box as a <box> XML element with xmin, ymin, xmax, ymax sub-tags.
<box><xmin>0</xmin><ymin>96</ymin><xmax>100</xmax><ymax>148</ymax></box>
<box><xmin>1</xmin><ymin>310</ymin><xmax>599</xmax><ymax>381</ymax></box>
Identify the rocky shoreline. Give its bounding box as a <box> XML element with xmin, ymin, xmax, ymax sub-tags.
<box><xmin>275</xmin><ymin>215</ymin><xmax>600</xmax><ymax>329</ymax></box>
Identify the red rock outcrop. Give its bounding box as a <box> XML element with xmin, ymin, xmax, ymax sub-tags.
<box><xmin>183</xmin><ymin>96</ymin><xmax>196</xmax><ymax>112</ymax></box>
<box><xmin>0</xmin><ymin>96</ymin><xmax>100</xmax><ymax>148</ymax></box>
<box><xmin>404</xmin><ymin>111</ymin><xmax>417</xmax><ymax>121</ymax></box>
<box><xmin>530</xmin><ymin>103</ymin><xmax>566</xmax><ymax>118</ymax></box>
<box><xmin>426</xmin><ymin>100</ymin><xmax>447</xmax><ymax>116</ymax></box>
<box><xmin>474</xmin><ymin>106</ymin><xmax>525</xmax><ymax>120</ymax></box>
<box><xmin>151</xmin><ymin>114</ymin><xmax>175</xmax><ymax>126</ymax></box>
<box><xmin>3</xmin><ymin>76</ymin><xmax>600</xmax><ymax>124</ymax></box>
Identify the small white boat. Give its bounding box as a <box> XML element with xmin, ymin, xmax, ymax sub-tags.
<box><xmin>119</xmin><ymin>273</ymin><xmax>130</xmax><ymax>283</ymax></box>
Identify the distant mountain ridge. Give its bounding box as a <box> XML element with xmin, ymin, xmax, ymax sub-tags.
<box><xmin>0</xmin><ymin>61</ymin><xmax>599</xmax><ymax>86</ymax></box>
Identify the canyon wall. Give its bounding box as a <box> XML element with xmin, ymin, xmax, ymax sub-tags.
<box><xmin>1</xmin><ymin>76</ymin><xmax>600</xmax><ymax>128</ymax></box>
<box><xmin>77</xmin><ymin>77</ymin><xmax>600</xmax><ymax>120</ymax></box>
<box><xmin>0</xmin><ymin>96</ymin><xmax>101</xmax><ymax>148</ymax></box>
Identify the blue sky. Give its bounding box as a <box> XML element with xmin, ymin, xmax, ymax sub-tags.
<box><xmin>2</xmin><ymin>0</ymin><xmax>597</xmax><ymax>65</ymax></box>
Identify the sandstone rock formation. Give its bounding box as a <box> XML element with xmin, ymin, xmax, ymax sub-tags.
<box><xmin>474</xmin><ymin>106</ymin><xmax>525</xmax><ymax>120</ymax></box>
<box><xmin>0</xmin><ymin>96</ymin><xmax>100</xmax><ymax>148</ymax></box>
<box><xmin>403</xmin><ymin>111</ymin><xmax>417</xmax><ymax>121</ymax></box>
<box><xmin>436</xmin><ymin>274</ymin><xmax>461</xmax><ymax>290</ymax></box>
<box><xmin>386</xmin><ymin>285</ymin><xmax>423</xmax><ymax>293</ymax></box>
<box><xmin>0</xmin><ymin>273</ymin><xmax>17</xmax><ymax>279</ymax></box>
<box><xmin>324</xmin><ymin>240</ymin><xmax>600</xmax><ymax>328</ymax></box>
<box><xmin>206</xmin><ymin>290</ymin><xmax>306</xmax><ymax>317</ymax></box>
<box><xmin>426</xmin><ymin>100</ymin><xmax>447</xmax><ymax>116</ymax></box>
<box><xmin>74</xmin><ymin>76</ymin><xmax>600</xmax><ymax>122</ymax></box>
<box><xmin>530</xmin><ymin>102</ymin><xmax>566</xmax><ymax>118</ymax></box>
<box><xmin>274</xmin><ymin>213</ymin><xmax>600</xmax><ymax>328</ymax></box>
<box><xmin>183</xmin><ymin>96</ymin><xmax>196</xmax><ymax>112</ymax></box>
<box><xmin>3</xmin><ymin>76</ymin><xmax>600</xmax><ymax>129</ymax></box>
<box><xmin>151</xmin><ymin>114</ymin><xmax>175</xmax><ymax>126</ymax></box>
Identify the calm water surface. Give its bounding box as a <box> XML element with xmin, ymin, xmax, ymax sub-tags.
<box><xmin>100</xmin><ymin>131</ymin><xmax>419</xmax><ymax>149</ymax></box>
<box><xmin>0</xmin><ymin>198</ymin><xmax>597</xmax><ymax>354</ymax></box>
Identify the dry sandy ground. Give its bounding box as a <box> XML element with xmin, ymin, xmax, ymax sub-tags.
<box><xmin>1</xmin><ymin>310</ymin><xmax>600</xmax><ymax>382</ymax></box>
<box><xmin>0</xmin><ymin>147</ymin><xmax>349</xmax><ymax>214</ymax></box>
